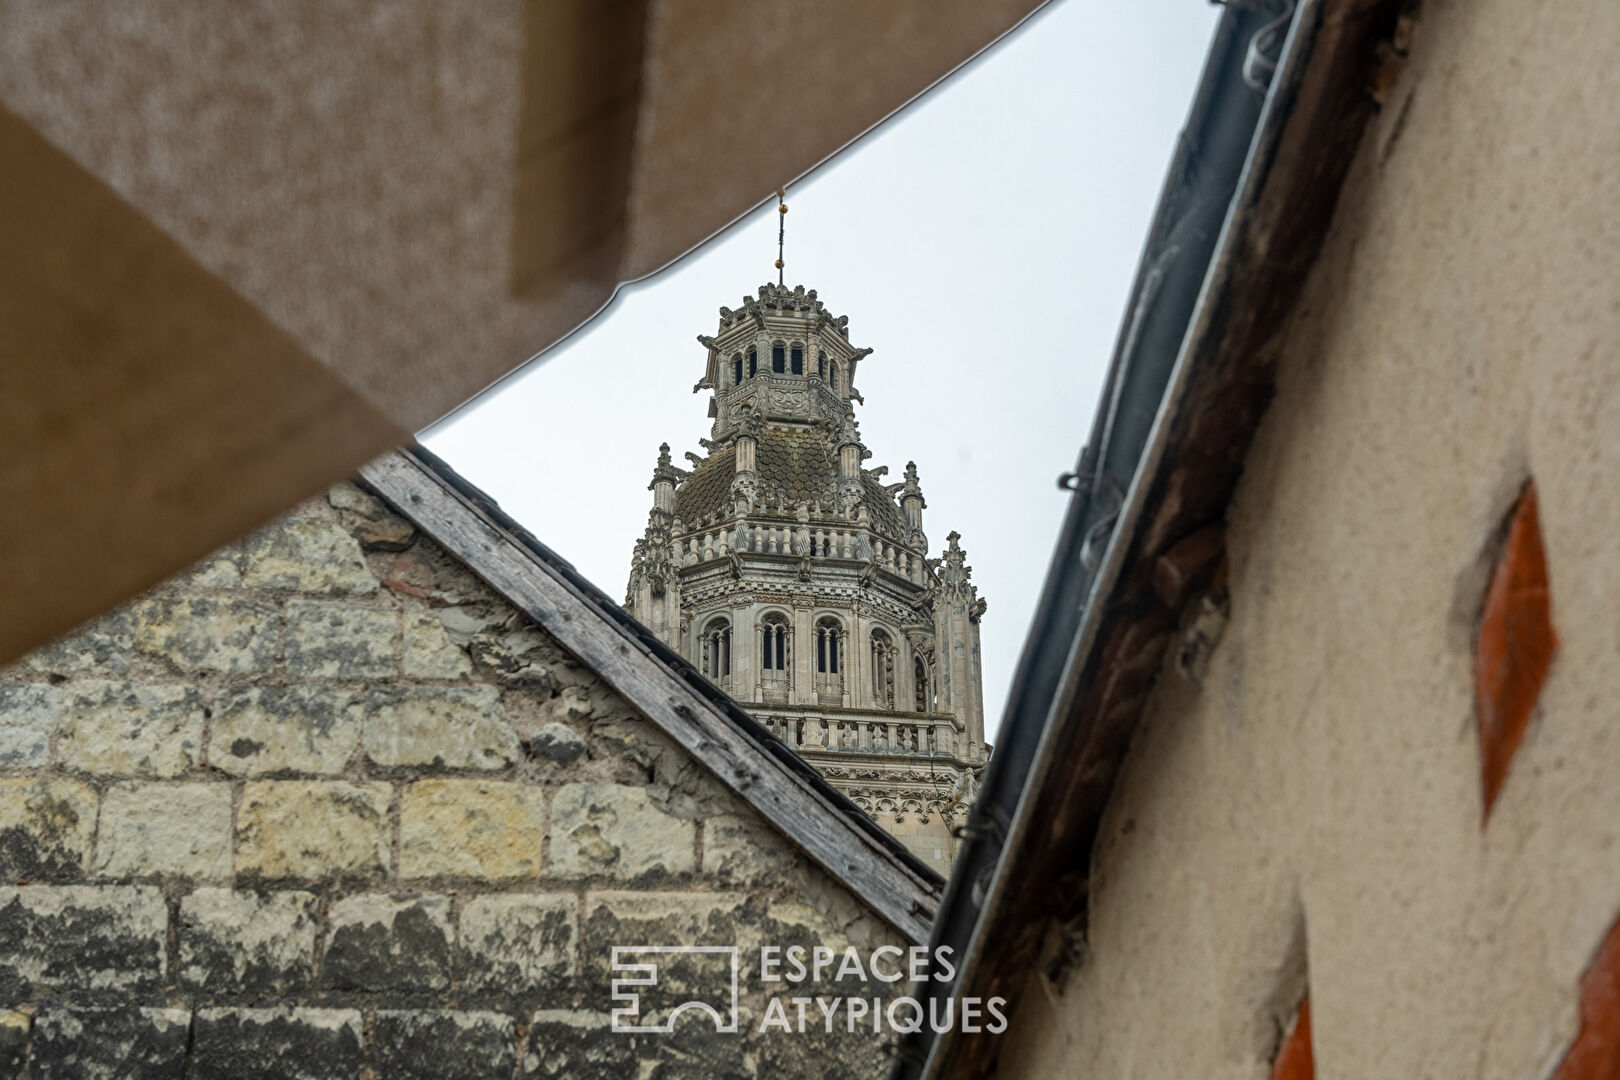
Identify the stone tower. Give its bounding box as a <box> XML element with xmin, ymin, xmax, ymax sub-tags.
<box><xmin>626</xmin><ymin>282</ymin><xmax>988</xmax><ymax>868</ymax></box>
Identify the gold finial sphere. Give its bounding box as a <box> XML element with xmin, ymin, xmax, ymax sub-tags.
<box><xmin>778</xmin><ymin>203</ymin><xmax>788</xmax><ymax>214</ymax></box>
<box><xmin>774</xmin><ymin>258</ymin><xmax>784</xmax><ymax>269</ymax></box>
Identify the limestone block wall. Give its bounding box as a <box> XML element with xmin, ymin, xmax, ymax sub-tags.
<box><xmin>0</xmin><ymin>482</ymin><xmax>903</xmax><ymax>1079</ymax></box>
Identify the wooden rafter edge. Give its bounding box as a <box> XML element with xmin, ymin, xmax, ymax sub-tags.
<box><xmin>361</xmin><ymin>449</ymin><xmax>940</xmax><ymax>944</ymax></box>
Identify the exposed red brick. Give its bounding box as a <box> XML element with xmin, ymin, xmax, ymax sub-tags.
<box><xmin>381</xmin><ymin>579</ymin><xmax>434</xmax><ymax>600</ymax></box>
<box><xmin>1475</xmin><ymin>483</ymin><xmax>1559</xmax><ymax>817</ymax></box>
<box><xmin>386</xmin><ymin>549</ymin><xmax>438</xmax><ymax>591</ymax></box>
<box><xmin>1552</xmin><ymin>915</ymin><xmax>1620</xmax><ymax>1080</ymax></box>
<box><xmin>1272</xmin><ymin>997</ymin><xmax>1314</xmax><ymax>1080</ymax></box>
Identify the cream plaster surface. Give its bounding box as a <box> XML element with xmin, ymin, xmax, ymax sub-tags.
<box><xmin>998</xmin><ymin>0</ymin><xmax>1620</xmax><ymax>1076</ymax></box>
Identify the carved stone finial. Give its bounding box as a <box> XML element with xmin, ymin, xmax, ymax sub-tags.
<box><xmin>893</xmin><ymin>460</ymin><xmax>927</xmax><ymax>509</ymax></box>
<box><xmin>648</xmin><ymin>442</ymin><xmax>687</xmax><ymax>489</ymax></box>
<box><xmin>938</xmin><ymin>531</ymin><xmax>978</xmax><ymax>601</ymax></box>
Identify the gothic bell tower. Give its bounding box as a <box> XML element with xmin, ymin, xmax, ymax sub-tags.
<box><xmin>625</xmin><ymin>283</ymin><xmax>988</xmax><ymax>869</ymax></box>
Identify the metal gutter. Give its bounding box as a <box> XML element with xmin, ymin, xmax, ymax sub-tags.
<box><xmin>891</xmin><ymin>1</ymin><xmax>1326</xmax><ymax>1074</ymax></box>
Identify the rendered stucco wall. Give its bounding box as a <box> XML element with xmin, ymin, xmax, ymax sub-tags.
<box><xmin>0</xmin><ymin>482</ymin><xmax>903</xmax><ymax>1078</ymax></box>
<box><xmin>997</xmin><ymin>0</ymin><xmax>1620</xmax><ymax>1076</ymax></box>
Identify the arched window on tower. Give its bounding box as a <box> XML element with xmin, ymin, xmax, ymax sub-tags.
<box><xmin>814</xmin><ymin>616</ymin><xmax>843</xmax><ymax>701</ymax></box>
<box><xmin>913</xmin><ymin>654</ymin><xmax>934</xmax><ymax>713</ymax></box>
<box><xmin>816</xmin><ymin>350</ymin><xmax>826</xmax><ymax>380</ymax></box>
<box><xmin>790</xmin><ymin>343</ymin><xmax>804</xmax><ymax>375</ymax></box>
<box><xmin>760</xmin><ymin>613</ymin><xmax>790</xmax><ymax>691</ymax></box>
<box><xmin>748</xmin><ymin>348</ymin><xmax>758</xmax><ymax>378</ymax></box>
<box><xmin>700</xmin><ymin>617</ymin><xmax>732</xmax><ymax>688</ymax></box>
<box><xmin>870</xmin><ymin>629</ymin><xmax>897</xmax><ymax>710</ymax></box>
<box><xmin>732</xmin><ymin>354</ymin><xmax>743</xmax><ymax>386</ymax></box>
<box><xmin>829</xmin><ymin>361</ymin><xmax>840</xmax><ymax>394</ymax></box>
<box><xmin>771</xmin><ymin>342</ymin><xmax>786</xmax><ymax>374</ymax></box>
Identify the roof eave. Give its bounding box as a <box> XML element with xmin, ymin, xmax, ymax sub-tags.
<box><xmin>895</xmin><ymin>0</ymin><xmax>1409</xmax><ymax>1075</ymax></box>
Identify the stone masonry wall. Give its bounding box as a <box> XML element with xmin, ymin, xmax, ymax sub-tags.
<box><xmin>0</xmin><ymin>481</ymin><xmax>905</xmax><ymax>1079</ymax></box>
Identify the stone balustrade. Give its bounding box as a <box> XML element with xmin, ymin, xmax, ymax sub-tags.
<box><xmin>676</xmin><ymin>521</ymin><xmax>922</xmax><ymax>579</ymax></box>
<box><xmin>755</xmin><ymin>713</ymin><xmax>959</xmax><ymax>758</ymax></box>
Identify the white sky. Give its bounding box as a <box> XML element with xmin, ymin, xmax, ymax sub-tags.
<box><xmin>426</xmin><ymin>0</ymin><xmax>1219</xmax><ymax>741</ymax></box>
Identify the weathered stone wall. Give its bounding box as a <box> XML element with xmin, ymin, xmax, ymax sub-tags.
<box><xmin>994</xmin><ymin>1</ymin><xmax>1620</xmax><ymax>1077</ymax></box>
<box><xmin>0</xmin><ymin>481</ymin><xmax>904</xmax><ymax>1078</ymax></box>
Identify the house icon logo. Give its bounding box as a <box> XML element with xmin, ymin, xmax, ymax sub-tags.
<box><xmin>610</xmin><ymin>946</ymin><xmax>741</xmax><ymax>1034</ymax></box>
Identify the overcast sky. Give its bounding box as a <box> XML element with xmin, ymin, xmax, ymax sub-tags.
<box><xmin>426</xmin><ymin>0</ymin><xmax>1219</xmax><ymax>740</ymax></box>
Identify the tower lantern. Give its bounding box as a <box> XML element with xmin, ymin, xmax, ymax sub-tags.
<box><xmin>626</xmin><ymin>284</ymin><xmax>988</xmax><ymax>868</ymax></box>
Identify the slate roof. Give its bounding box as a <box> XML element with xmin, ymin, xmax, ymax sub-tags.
<box><xmin>675</xmin><ymin>428</ymin><xmax>907</xmax><ymax>539</ymax></box>
<box><xmin>673</xmin><ymin>444</ymin><xmax>735</xmax><ymax>522</ymax></box>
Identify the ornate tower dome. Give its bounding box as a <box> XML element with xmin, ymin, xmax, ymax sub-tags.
<box><xmin>626</xmin><ymin>283</ymin><xmax>988</xmax><ymax>868</ymax></box>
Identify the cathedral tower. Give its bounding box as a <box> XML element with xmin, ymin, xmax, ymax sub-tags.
<box><xmin>626</xmin><ymin>283</ymin><xmax>988</xmax><ymax>868</ymax></box>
